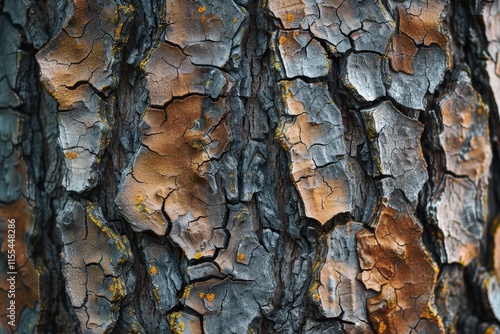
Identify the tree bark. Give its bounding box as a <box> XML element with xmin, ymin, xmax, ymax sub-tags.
<box><xmin>1</xmin><ymin>0</ymin><xmax>500</xmax><ymax>333</ymax></box>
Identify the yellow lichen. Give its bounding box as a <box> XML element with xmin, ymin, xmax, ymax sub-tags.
<box><xmin>205</xmin><ymin>293</ymin><xmax>215</xmax><ymax>302</ymax></box>
<box><xmin>194</xmin><ymin>252</ymin><xmax>203</xmax><ymax>259</ymax></box>
<box><xmin>199</xmin><ymin>292</ymin><xmax>206</xmax><ymax>299</ymax></box>
<box><xmin>65</xmin><ymin>151</ymin><xmax>77</xmax><ymax>159</ymax></box>
<box><xmin>133</xmin><ymin>195</ymin><xmax>152</xmax><ymax>214</ymax></box>
<box><xmin>237</xmin><ymin>253</ymin><xmax>246</xmax><ymax>261</ymax></box>
<box><xmin>279</xmin><ymin>36</ymin><xmax>287</xmax><ymax>44</ymax></box>
<box><xmin>309</xmin><ymin>281</ymin><xmax>320</xmax><ymax>295</ymax></box>
<box><xmin>379</xmin><ymin>321</ymin><xmax>386</xmax><ymax>333</ymax></box>
<box><xmin>182</xmin><ymin>285</ymin><xmax>193</xmax><ymax>300</ymax></box>
<box><xmin>286</xmin><ymin>13</ymin><xmax>295</xmax><ymax>22</ymax></box>
<box><xmin>153</xmin><ymin>286</ymin><xmax>161</xmax><ymax>303</ymax></box>
<box><xmin>86</xmin><ymin>203</ymin><xmax>128</xmax><ymax>252</ymax></box>
<box><xmin>110</xmin><ymin>278</ymin><xmax>125</xmax><ymax>302</ymax></box>
<box><xmin>114</xmin><ymin>5</ymin><xmax>135</xmax><ymax>39</ymax></box>
<box><xmin>169</xmin><ymin>311</ymin><xmax>185</xmax><ymax>334</ymax></box>
<box><xmin>485</xmin><ymin>326</ymin><xmax>496</xmax><ymax>334</ymax></box>
<box><xmin>150</xmin><ymin>265</ymin><xmax>158</xmax><ymax>275</ymax></box>
<box><xmin>198</xmin><ymin>6</ymin><xmax>206</xmax><ymax>13</ymax></box>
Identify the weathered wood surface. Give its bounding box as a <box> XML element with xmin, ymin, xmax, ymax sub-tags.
<box><xmin>1</xmin><ymin>0</ymin><xmax>500</xmax><ymax>333</ymax></box>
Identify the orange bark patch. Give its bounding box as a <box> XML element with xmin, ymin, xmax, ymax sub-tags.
<box><xmin>116</xmin><ymin>96</ymin><xmax>230</xmax><ymax>258</ymax></box>
<box><xmin>277</xmin><ymin>80</ymin><xmax>351</xmax><ymax>224</ymax></box>
<box><xmin>356</xmin><ymin>198</ymin><xmax>443</xmax><ymax>333</ymax></box>
<box><xmin>388</xmin><ymin>34</ymin><xmax>418</xmax><ymax>74</ymax></box>
<box><xmin>398</xmin><ymin>5</ymin><xmax>448</xmax><ymax>48</ymax></box>
<box><xmin>430</xmin><ymin>72</ymin><xmax>491</xmax><ymax>265</ymax></box>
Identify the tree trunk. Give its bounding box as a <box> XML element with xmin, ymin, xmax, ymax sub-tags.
<box><xmin>2</xmin><ymin>0</ymin><xmax>500</xmax><ymax>333</ymax></box>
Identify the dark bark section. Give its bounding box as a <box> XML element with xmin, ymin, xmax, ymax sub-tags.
<box><xmin>1</xmin><ymin>0</ymin><xmax>500</xmax><ymax>333</ymax></box>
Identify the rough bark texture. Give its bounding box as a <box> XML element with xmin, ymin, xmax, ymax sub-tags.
<box><xmin>2</xmin><ymin>0</ymin><xmax>500</xmax><ymax>333</ymax></box>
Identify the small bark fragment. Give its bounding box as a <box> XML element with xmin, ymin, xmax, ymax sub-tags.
<box><xmin>169</xmin><ymin>311</ymin><xmax>203</xmax><ymax>334</ymax></box>
<box><xmin>439</xmin><ymin>72</ymin><xmax>491</xmax><ymax>182</ymax></box>
<box><xmin>36</xmin><ymin>0</ymin><xmax>133</xmax><ymax>192</ymax></box>
<box><xmin>361</xmin><ymin>101</ymin><xmax>428</xmax><ymax>206</ymax></box>
<box><xmin>142</xmin><ymin>235</ymin><xmax>183</xmax><ymax>315</ymax></box>
<box><xmin>356</xmin><ymin>193</ymin><xmax>443</xmax><ymax>334</ymax></box>
<box><xmin>434</xmin><ymin>264</ymin><xmax>465</xmax><ymax>331</ymax></box>
<box><xmin>386</xmin><ymin>46</ymin><xmax>448</xmax><ymax>111</ymax></box>
<box><xmin>57</xmin><ymin>199</ymin><xmax>133</xmax><ymax>333</ymax></box>
<box><xmin>309</xmin><ymin>221</ymin><xmax>373</xmax><ymax>333</ymax></box>
<box><xmin>145</xmin><ymin>43</ymin><xmax>234</xmax><ymax>107</ymax></box>
<box><xmin>391</xmin><ymin>0</ymin><xmax>448</xmax><ymax>48</ymax></box>
<box><xmin>276</xmin><ymin>79</ymin><xmax>352</xmax><ymax>224</ymax></box>
<box><xmin>387</xmin><ymin>0</ymin><xmax>448</xmax><ymax>74</ymax></box>
<box><xmin>273</xmin><ymin>30</ymin><xmax>330</xmax><ymax>79</ymax></box>
<box><xmin>116</xmin><ymin>97</ymin><xmax>230</xmax><ymax>257</ymax></box>
<box><xmin>388</xmin><ymin>33</ymin><xmax>419</xmax><ymax>74</ymax></box>
<box><xmin>178</xmin><ymin>205</ymin><xmax>276</xmax><ymax>334</ymax></box>
<box><xmin>165</xmin><ymin>0</ymin><xmax>247</xmax><ymax>67</ymax></box>
<box><xmin>341</xmin><ymin>52</ymin><xmax>385</xmax><ymax>102</ymax></box>
<box><xmin>269</xmin><ymin>0</ymin><xmax>394</xmax><ymax>54</ymax></box>
<box><xmin>428</xmin><ymin>71</ymin><xmax>491</xmax><ymax>265</ymax></box>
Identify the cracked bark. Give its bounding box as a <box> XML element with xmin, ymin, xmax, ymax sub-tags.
<box><xmin>2</xmin><ymin>0</ymin><xmax>500</xmax><ymax>333</ymax></box>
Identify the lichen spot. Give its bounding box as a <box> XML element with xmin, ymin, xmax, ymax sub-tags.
<box><xmin>205</xmin><ymin>293</ymin><xmax>215</xmax><ymax>302</ymax></box>
<box><xmin>194</xmin><ymin>252</ymin><xmax>203</xmax><ymax>259</ymax></box>
<box><xmin>379</xmin><ymin>321</ymin><xmax>386</xmax><ymax>333</ymax></box>
<box><xmin>233</xmin><ymin>17</ymin><xmax>238</xmax><ymax>23</ymax></box>
<box><xmin>237</xmin><ymin>253</ymin><xmax>246</xmax><ymax>261</ymax></box>
<box><xmin>169</xmin><ymin>311</ymin><xmax>184</xmax><ymax>334</ymax></box>
<box><xmin>198</xmin><ymin>6</ymin><xmax>206</xmax><ymax>13</ymax></box>
<box><xmin>153</xmin><ymin>287</ymin><xmax>161</xmax><ymax>303</ymax></box>
<box><xmin>110</xmin><ymin>285</ymin><xmax>115</xmax><ymax>292</ymax></box>
<box><xmin>150</xmin><ymin>265</ymin><xmax>157</xmax><ymax>275</ymax></box>
<box><xmin>182</xmin><ymin>285</ymin><xmax>193</xmax><ymax>299</ymax></box>
<box><xmin>199</xmin><ymin>292</ymin><xmax>205</xmax><ymax>299</ymax></box>
<box><xmin>485</xmin><ymin>326</ymin><xmax>496</xmax><ymax>334</ymax></box>
<box><xmin>286</xmin><ymin>13</ymin><xmax>295</xmax><ymax>22</ymax></box>
<box><xmin>279</xmin><ymin>36</ymin><xmax>287</xmax><ymax>44</ymax></box>
<box><xmin>65</xmin><ymin>151</ymin><xmax>77</xmax><ymax>159</ymax></box>
<box><xmin>110</xmin><ymin>278</ymin><xmax>125</xmax><ymax>301</ymax></box>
